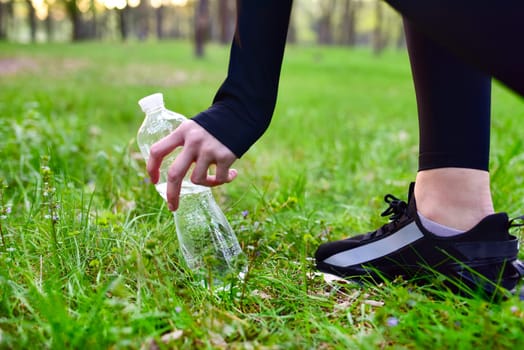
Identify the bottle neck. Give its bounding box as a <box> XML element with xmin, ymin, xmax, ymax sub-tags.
<box><xmin>143</xmin><ymin>105</ymin><xmax>165</xmax><ymax>118</ymax></box>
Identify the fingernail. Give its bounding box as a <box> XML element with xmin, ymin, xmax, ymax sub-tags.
<box><xmin>168</xmin><ymin>204</ymin><xmax>175</xmax><ymax>211</ymax></box>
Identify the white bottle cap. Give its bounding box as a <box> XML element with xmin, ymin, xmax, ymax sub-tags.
<box><xmin>138</xmin><ymin>93</ymin><xmax>164</xmax><ymax>112</ymax></box>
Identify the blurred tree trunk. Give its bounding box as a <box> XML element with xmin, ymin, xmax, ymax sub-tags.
<box><xmin>71</xmin><ymin>1</ymin><xmax>81</xmax><ymax>41</ymax></box>
<box><xmin>217</xmin><ymin>0</ymin><xmax>234</xmax><ymax>44</ymax></box>
<box><xmin>0</xmin><ymin>1</ymin><xmax>6</xmax><ymax>39</ymax></box>
<box><xmin>5</xmin><ymin>0</ymin><xmax>13</xmax><ymax>39</ymax></box>
<box><xmin>45</xmin><ymin>9</ymin><xmax>53</xmax><ymax>41</ymax></box>
<box><xmin>194</xmin><ymin>0</ymin><xmax>210</xmax><ymax>57</ymax></box>
<box><xmin>372</xmin><ymin>0</ymin><xmax>386</xmax><ymax>55</ymax></box>
<box><xmin>339</xmin><ymin>0</ymin><xmax>356</xmax><ymax>46</ymax></box>
<box><xmin>118</xmin><ymin>7</ymin><xmax>129</xmax><ymax>41</ymax></box>
<box><xmin>64</xmin><ymin>0</ymin><xmax>83</xmax><ymax>41</ymax></box>
<box><xmin>172</xmin><ymin>10</ymin><xmax>181</xmax><ymax>38</ymax></box>
<box><xmin>90</xmin><ymin>0</ymin><xmax>97</xmax><ymax>39</ymax></box>
<box><xmin>156</xmin><ymin>5</ymin><xmax>164</xmax><ymax>39</ymax></box>
<box><xmin>317</xmin><ymin>0</ymin><xmax>336</xmax><ymax>45</ymax></box>
<box><xmin>25</xmin><ymin>0</ymin><xmax>37</xmax><ymax>42</ymax></box>
<box><xmin>136</xmin><ymin>1</ymin><xmax>149</xmax><ymax>40</ymax></box>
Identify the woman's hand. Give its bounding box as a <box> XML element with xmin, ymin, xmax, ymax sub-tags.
<box><xmin>147</xmin><ymin>120</ymin><xmax>238</xmax><ymax>211</ymax></box>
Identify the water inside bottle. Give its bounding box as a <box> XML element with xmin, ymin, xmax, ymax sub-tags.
<box><xmin>155</xmin><ymin>182</ymin><xmax>246</xmax><ymax>287</ymax></box>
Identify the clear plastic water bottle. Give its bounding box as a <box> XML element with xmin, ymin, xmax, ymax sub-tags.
<box><xmin>137</xmin><ymin>93</ymin><xmax>246</xmax><ymax>287</ymax></box>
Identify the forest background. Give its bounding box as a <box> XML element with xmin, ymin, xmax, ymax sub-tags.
<box><xmin>0</xmin><ymin>0</ymin><xmax>404</xmax><ymax>55</ymax></box>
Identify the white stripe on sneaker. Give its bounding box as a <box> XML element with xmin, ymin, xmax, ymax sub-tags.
<box><xmin>323</xmin><ymin>222</ymin><xmax>424</xmax><ymax>267</ymax></box>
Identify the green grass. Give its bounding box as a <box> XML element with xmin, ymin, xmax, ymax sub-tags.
<box><xmin>1</xmin><ymin>40</ymin><xmax>524</xmax><ymax>349</ymax></box>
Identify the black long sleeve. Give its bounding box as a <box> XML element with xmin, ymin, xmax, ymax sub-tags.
<box><xmin>191</xmin><ymin>0</ymin><xmax>292</xmax><ymax>158</ymax></box>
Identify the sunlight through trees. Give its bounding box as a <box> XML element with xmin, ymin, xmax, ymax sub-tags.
<box><xmin>0</xmin><ymin>0</ymin><xmax>403</xmax><ymax>56</ymax></box>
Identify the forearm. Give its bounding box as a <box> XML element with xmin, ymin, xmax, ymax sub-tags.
<box><xmin>192</xmin><ymin>0</ymin><xmax>293</xmax><ymax>158</ymax></box>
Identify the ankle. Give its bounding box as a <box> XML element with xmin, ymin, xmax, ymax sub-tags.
<box><xmin>414</xmin><ymin>168</ymin><xmax>494</xmax><ymax>231</ymax></box>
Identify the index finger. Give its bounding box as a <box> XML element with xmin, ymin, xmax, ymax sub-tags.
<box><xmin>147</xmin><ymin>130</ymin><xmax>184</xmax><ymax>184</ymax></box>
<box><xmin>166</xmin><ymin>148</ymin><xmax>195</xmax><ymax>211</ymax></box>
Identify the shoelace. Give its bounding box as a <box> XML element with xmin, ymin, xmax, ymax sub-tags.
<box><xmin>509</xmin><ymin>215</ymin><xmax>524</xmax><ymax>229</ymax></box>
<box><xmin>366</xmin><ymin>194</ymin><xmax>409</xmax><ymax>239</ymax></box>
<box><xmin>381</xmin><ymin>194</ymin><xmax>408</xmax><ymax>221</ymax></box>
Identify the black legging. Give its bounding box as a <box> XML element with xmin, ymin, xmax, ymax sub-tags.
<box><xmin>391</xmin><ymin>0</ymin><xmax>524</xmax><ymax>172</ymax></box>
<box><xmin>193</xmin><ymin>0</ymin><xmax>523</xmax><ymax>173</ymax></box>
<box><xmin>387</xmin><ymin>0</ymin><xmax>524</xmax><ymax>96</ymax></box>
<box><xmin>404</xmin><ymin>20</ymin><xmax>492</xmax><ymax>171</ymax></box>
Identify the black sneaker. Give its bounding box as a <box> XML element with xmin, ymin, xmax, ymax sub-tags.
<box><xmin>315</xmin><ymin>183</ymin><xmax>524</xmax><ymax>298</ymax></box>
